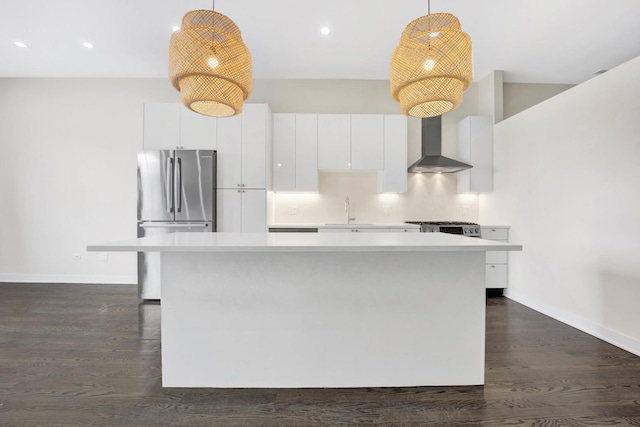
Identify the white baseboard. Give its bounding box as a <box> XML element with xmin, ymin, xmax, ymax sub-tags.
<box><xmin>504</xmin><ymin>289</ymin><xmax>640</xmax><ymax>357</ymax></box>
<box><xmin>0</xmin><ymin>274</ymin><xmax>136</xmax><ymax>285</ymax></box>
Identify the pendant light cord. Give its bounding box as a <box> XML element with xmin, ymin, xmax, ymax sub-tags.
<box><xmin>212</xmin><ymin>0</ymin><xmax>215</xmax><ymax>11</ymax></box>
<box><xmin>428</xmin><ymin>0</ymin><xmax>431</xmax><ymax>15</ymax></box>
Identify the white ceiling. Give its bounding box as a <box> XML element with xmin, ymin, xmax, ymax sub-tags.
<box><xmin>2</xmin><ymin>0</ymin><xmax>639</xmax><ymax>84</ymax></box>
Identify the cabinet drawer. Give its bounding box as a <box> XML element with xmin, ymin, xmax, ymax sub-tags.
<box><xmin>481</xmin><ymin>227</ymin><xmax>509</xmax><ymax>240</ymax></box>
<box><xmin>486</xmin><ymin>250</ymin><xmax>507</xmax><ymax>264</ymax></box>
<box><xmin>486</xmin><ymin>264</ymin><xmax>507</xmax><ymax>287</ymax></box>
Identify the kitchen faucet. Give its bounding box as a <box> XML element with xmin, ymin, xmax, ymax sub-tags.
<box><xmin>345</xmin><ymin>197</ymin><xmax>356</xmax><ymax>224</ymax></box>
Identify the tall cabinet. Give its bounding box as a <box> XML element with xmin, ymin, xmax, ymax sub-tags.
<box><xmin>216</xmin><ymin>104</ymin><xmax>272</xmax><ymax>232</ymax></box>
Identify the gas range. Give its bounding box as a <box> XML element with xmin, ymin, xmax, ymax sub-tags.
<box><xmin>404</xmin><ymin>221</ymin><xmax>481</xmax><ymax>237</ymax></box>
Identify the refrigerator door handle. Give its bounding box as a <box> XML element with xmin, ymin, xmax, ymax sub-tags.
<box><xmin>139</xmin><ymin>222</ymin><xmax>210</xmax><ymax>229</ymax></box>
<box><xmin>166</xmin><ymin>158</ymin><xmax>174</xmax><ymax>213</ymax></box>
<box><xmin>177</xmin><ymin>158</ymin><xmax>182</xmax><ymax>213</ymax></box>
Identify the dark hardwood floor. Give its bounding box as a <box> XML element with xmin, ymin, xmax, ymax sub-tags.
<box><xmin>1</xmin><ymin>283</ymin><xmax>639</xmax><ymax>426</ymax></box>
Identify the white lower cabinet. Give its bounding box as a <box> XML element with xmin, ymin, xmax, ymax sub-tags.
<box><xmin>319</xmin><ymin>226</ymin><xmax>420</xmax><ymax>233</ymax></box>
<box><xmin>481</xmin><ymin>226</ymin><xmax>509</xmax><ymax>288</ymax></box>
<box><xmin>217</xmin><ymin>189</ymin><xmax>266</xmax><ymax>232</ymax></box>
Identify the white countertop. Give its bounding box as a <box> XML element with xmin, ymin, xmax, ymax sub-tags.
<box><xmin>88</xmin><ymin>232</ymin><xmax>522</xmax><ymax>253</ymax></box>
<box><xmin>268</xmin><ymin>223</ymin><xmax>421</xmax><ymax>229</ymax></box>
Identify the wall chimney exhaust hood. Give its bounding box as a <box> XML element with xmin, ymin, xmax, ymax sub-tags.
<box><xmin>408</xmin><ymin>116</ymin><xmax>472</xmax><ymax>173</ymax></box>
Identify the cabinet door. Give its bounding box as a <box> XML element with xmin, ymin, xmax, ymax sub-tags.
<box><xmin>480</xmin><ymin>227</ymin><xmax>509</xmax><ymax>240</ymax></box>
<box><xmin>273</xmin><ymin>114</ymin><xmax>296</xmax><ymax>191</ymax></box>
<box><xmin>486</xmin><ymin>250</ymin><xmax>508</xmax><ymax>264</ymax></box>
<box><xmin>458</xmin><ymin>116</ymin><xmax>493</xmax><ymax>193</ymax></box>
<box><xmin>378</xmin><ymin>115</ymin><xmax>408</xmax><ymax>193</ymax></box>
<box><xmin>180</xmin><ymin>107</ymin><xmax>217</xmax><ymax>149</ymax></box>
<box><xmin>143</xmin><ymin>103</ymin><xmax>180</xmax><ymax>150</ymax></box>
<box><xmin>241</xmin><ymin>189</ymin><xmax>267</xmax><ymax>232</ymax></box>
<box><xmin>216</xmin><ymin>115</ymin><xmax>242</xmax><ymax>189</ymax></box>
<box><xmin>351</xmin><ymin>115</ymin><xmax>383</xmax><ymax>170</ymax></box>
<box><xmin>358</xmin><ymin>228</ymin><xmax>417</xmax><ymax>233</ymax></box>
<box><xmin>241</xmin><ymin>104</ymin><xmax>267</xmax><ymax>189</ymax></box>
<box><xmin>295</xmin><ymin>114</ymin><xmax>319</xmax><ymax>192</ymax></box>
<box><xmin>216</xmin><ymin>189</ymin><xmax>242</xmax><ymax>232</ymax></box>
<box><xmin>318</xmin><ymin>114</ymin><xmax>351</xmax><ymax>170</ymax></box>
<box><xmin>486</xmin><ymin>264</ymin><xmax>508</xmax><ymax>287</ymax></box>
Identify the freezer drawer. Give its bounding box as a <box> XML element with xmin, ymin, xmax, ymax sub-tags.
<box><xmin>137</xmin><ymin>221</ymin><xmax>212</xmax><ymax>300</ymax></box>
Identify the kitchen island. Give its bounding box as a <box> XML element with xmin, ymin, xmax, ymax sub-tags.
<box><xmin>88</xmin><ymin>232</ymin><xmax>522</xmax><ymax>388</ymax></box>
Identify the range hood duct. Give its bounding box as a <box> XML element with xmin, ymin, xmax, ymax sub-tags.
<box><xmin>408</xmin><ymin>116</ymin><xmax>472</xmax><ymax>174</ymax></box>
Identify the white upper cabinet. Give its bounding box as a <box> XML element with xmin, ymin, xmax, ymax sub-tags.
<box><xmin>216</xmin><ymin>114</ymin><xmax>242</xmax><ymax>189</ymax></box>
<box><xmin>143</xmin><ymin>103</ymin><xmax>217</xmax><ymax>150</ymax></box>
<box><xmin>295</xmin><ymin>114</ymin><xmax>319</xmax><ymax>192</ymax></box>
<box><xmin>272</xmin><ymin>113</ymin><xmax>319</xmax><ymax>192</ymax></box>
<box><xmin>241</xmin><ymin>104</ymin><xmax>270</xmax><ymax>189</ymax></box>
<box><xmin>351</xmin><ymin>115</ymin><xmax>383</xmax><ymax>170</ymax></box>
<box><xmin>377</xmin><ymin>115</ymin><xmax>408</xmax><ymax>193</ymax></box>
<box><xmin>318</xmin><ymin>114</ymin><xmax>351</xmax><ymax>170</ymax></box>
<box><xmin>180</xmin><ymin>107</ymin><xmax>217</xmax><ymax>149</ymax></box>
<box><xmin>143</xmin><ymin>103</ymin><xmax>180</xmax><ymax>150</ymax></box>
<box><xmin>217</xmin><ymin>103</ymin><xmax>272</xmax><ymax>190</ymax></box>
<box><xmin>317</xmin><ymin>114</ymin><xmax>385</xmax><ymax>172</ymax></box>
<box><xmin>457</xmin><ymin>116</ymin><xmax>493</xmax><ymax>193</ymax></box>
<box><xmin>273</xmin><ymin>114</ymin><xmax>296</xmax><ymax>191</ymax></box>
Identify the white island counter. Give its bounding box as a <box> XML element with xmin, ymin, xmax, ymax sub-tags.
<box><xmin>88</xmin><ymin>232</ymin><xmax>521</xmax><ymax>388</ymax></box>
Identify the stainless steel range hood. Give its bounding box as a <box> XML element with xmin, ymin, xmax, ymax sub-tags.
<box><xmin>408</xmin><ymin>116</ymin><xmax>472</xmax><ymax>173</ymax></box>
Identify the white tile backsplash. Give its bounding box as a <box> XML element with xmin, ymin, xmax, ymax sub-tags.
<box><xmin>270</xmin><ymin>172</ymin><xmax>479</xmax><ymax>224</ymax></box>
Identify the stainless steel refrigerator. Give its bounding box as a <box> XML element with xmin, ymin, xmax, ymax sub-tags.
<box><xmin>137</xmin><ymin>149</ymin><xmax>216</xmax><ymax>299</ymax></box>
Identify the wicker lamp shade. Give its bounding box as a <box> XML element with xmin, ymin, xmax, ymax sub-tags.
<box><xmin>169</xmin><ymin>10</ymin><xmax>252</xmax><ymax>117</ymax></box>
<box><xmin>390</xmin><ymin>13</ymin><xmax>472</xmax><ymax>118</ymax></box>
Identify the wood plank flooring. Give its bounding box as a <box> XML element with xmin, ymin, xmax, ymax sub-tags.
<box><xmin>1</xmin><ymin>283</ymin><xmax>639</xmax><ymax>426</ymax></box>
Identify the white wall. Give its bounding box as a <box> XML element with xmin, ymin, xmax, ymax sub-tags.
<box><xmin>504</xmin><ymin>82</ymin><xmax>574</xmax><ymax>120</ymax></box>
<box><xmin>0</xmin><ymin>78</ymin><xmax>180</xmax><ymax>283</ymax></box>
<box><xmin>479</xmin><ymin>56</ymin><xmax>640</xmax><ymax>355</ymax></box>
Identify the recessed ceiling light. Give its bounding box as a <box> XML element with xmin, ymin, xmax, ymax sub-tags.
<box><xmin>172</xmin><ymin>26</ymin><xmax>181</xmax><ymax>32</ymax></box>
<box><xmin>320</xmin><ymin>27</ymin><xmax>331</xmax><ymax>35</ymax></box>
<box><xmin>82</xmin><ymin>42</ymin><xmax>94</xmax><ymax>49</ymax></box>
<box><xmin>14</xmin><ymin>41</ymin><xmax>28</xmax><ymax>48</ymax></box>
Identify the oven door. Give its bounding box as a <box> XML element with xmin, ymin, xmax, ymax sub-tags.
<box><xmin>437</xmin><ymin>226</ymin><xmax>465</xmax><ymax>235</ymax></box>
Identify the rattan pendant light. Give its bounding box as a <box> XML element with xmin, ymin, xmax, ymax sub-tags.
<box><xmin>390</xmin><ymin>1</ymin><xmax>472</xmax><ymax>118</ymax></box>
<box><xmin>169</xmin><ymin>7</ymin><xmax>252</xmax><ymax>117</ymax></box>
